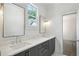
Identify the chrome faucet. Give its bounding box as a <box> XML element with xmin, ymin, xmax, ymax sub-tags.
<box><xmin>15</xmin><ymin>37</ymin><xmax>22</xmax><ymax>44</ymax></box>
<box><xmin>16</xmin><ymin>37</ymin><xmax>18</xmax><ymax>44</ymax></box>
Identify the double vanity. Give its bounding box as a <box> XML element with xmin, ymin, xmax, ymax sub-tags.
<box><xmin>0</xmin><ymin>36</ymin><xmax>55</xmax><ymax>56</ymax></box>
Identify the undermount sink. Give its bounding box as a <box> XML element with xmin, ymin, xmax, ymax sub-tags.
<box><xmin>9</xmin><ymin>42</ymin><xmax>31</xmax><ymax>49</ymax></box>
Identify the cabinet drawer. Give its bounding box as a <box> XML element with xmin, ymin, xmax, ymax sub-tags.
<box><xmin>39</xmin><ymin>41</ymin><xmax>49</xmax><ymax>49</ymax></box>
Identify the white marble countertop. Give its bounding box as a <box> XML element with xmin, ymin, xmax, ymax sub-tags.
<box><xmin>0</xmin><ymin>36</ymin><xmax>55</xmax><ymax>56</ymax></box>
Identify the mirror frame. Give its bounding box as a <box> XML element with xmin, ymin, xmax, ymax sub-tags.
<box><xmin>3</xmin><ymin>3</ymin><xmax>25</xmax><ymax>38</ymax></box>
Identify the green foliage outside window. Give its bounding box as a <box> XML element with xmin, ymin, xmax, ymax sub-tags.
<box><xmin>27</xmin><ymin>4</ymin><xmax>37</xmax><ymax>26</ymax></box>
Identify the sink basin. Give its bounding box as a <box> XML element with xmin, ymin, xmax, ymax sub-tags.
<box><xmin>9</xmin><ymin>42</ymin><xmax>31</xmax><ymax>49</ymax></box>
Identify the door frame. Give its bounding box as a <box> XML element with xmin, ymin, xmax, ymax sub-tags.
<box><xmin>62</xmin><ymin>11</ymin><xmax>77</xmax><ymax>56</ymax></box>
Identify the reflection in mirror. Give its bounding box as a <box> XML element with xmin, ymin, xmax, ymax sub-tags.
<box><xmin>3</xmin><ymin>3</ymin><xmax>25</xmax><ymax>37</ymax></box>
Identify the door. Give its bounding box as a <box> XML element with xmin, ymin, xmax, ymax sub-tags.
<box><xmin>63</xmin><ymin>13</ymin><xmax>76</xmax><ymax>56</ymax></box>
<box><xmin>77</xmin><ymin>10</ymin><xmax>79</xmax><ymax>56</ymax></box>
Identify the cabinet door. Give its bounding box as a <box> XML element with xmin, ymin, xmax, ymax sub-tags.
<box><xmin>39</xmin><ymin>41</ymin><xmax>49</xmax><ymax>56</ymax></box>
<box><xmin>49</xmin><ymin>38</ymin><xmax>55</xmax><ymax>55</ymax></box>
<box><xmin>29</xmin><ymin>45</ymin><xmax>39</xmax><ymax>56</ymax></box>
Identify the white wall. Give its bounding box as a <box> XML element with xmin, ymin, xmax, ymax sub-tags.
<box><xmin>47</xmin><ymin>3</ymin><xmax>79</xmax><ymax>55</ymax></box>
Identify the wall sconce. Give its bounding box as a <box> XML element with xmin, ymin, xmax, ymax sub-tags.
<box><xmin>44</xmin><ymin>20</ymin><xmax>50</xmax><ymax>26</ymax></box>
<box><xmin>0</xmin><ymin>9</ymin><xmax>3</xmax><ymax>16</ymax></box>
<box><xmin>44</xmin><ymin>20</ymin><xmax>50</xmax><ymax>33</ymax></box>
<box><xmin>0</xmin><ymin>4</ymin><xmax>3</xmax><ymax>15</ymax></box>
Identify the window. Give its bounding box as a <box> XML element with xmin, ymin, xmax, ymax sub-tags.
<box><xmin>27</xmin><ymin>4</ymin><xmax>38</xmax><ymax>26</ymax></box>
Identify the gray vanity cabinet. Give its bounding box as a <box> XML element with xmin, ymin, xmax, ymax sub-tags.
<box><xmin>29</xmin><ymin>45</ymin><xmax>39</xmax><ymax>56</ymax></box>
<box><xmin>49</xmin><ymin>38</ymin><xmax>55</xmax><ymax>55</ymax></box>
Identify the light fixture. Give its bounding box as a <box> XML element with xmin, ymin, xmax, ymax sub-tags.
<box><xmin>0</xmin><ymin>4</ymin><xmax>3</xmax><ymax>15</ymax></box>
<box><xmin>43</xmin><ymin>20</ymin><xmax>50</xmax><ymax>34</ymax></box>
<box><xmin>44</xmin><ymin>19</ymin><xmax>50</xmax><ymax>27</ymax></box>
<box><xmin>44</xmin><ymin>21</ymin><xmax>49</xmax><ymax>26</ymax></box>
<box><xmin>0</xmin><ymin>9</ymin><xmax>3</xmax><ymax>15</ymax></box>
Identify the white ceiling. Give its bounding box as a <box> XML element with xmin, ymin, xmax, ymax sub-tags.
<box><xmin>15</xmin><ymin>3</ymin><xmax>53</xmax><ymax>9</ymax></box>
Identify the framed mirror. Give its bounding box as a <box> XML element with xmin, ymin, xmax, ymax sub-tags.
<box><xmin>3</xmin><ymin>3</ymin><xmax>25</xmax><ymax>37</ymax></box>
